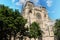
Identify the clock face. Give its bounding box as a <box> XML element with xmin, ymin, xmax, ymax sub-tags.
<box><xmin>36</xmin><ymin>13</ymin><xmax>41</xmax><ymax>19</ymax></box>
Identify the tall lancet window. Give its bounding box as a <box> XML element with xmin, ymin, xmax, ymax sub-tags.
<box><xmin>29</xmin><ymin>10</ymin><xmax>32</xmax><ymax>13</ymax></box>
<box><xmin>44</xmin><ymin>14</ymin><xmax>46</xmax><ymax>18</ymax></box>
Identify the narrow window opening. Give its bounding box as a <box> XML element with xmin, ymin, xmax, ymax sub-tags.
<box><xmin>29</xmin><ymin>10</ymin><xmax>32</xmax><ymax>13</ymax></box>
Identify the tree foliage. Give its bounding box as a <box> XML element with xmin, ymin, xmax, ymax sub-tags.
<box><xmin>29</xmin><ymin>22</ymin><xmax>42</xmax><ymax>39</ymax></box>
<box><xmin>0</xmin><ymin>5</ymin><xmax>27</xmax><ymax>40</ymax></box>
<box><xmin>54</xmin><ymin>19</ymin><xmax>60</xmax><ymax>40</ymax></box>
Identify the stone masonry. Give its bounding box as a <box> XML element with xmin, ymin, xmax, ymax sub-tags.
<box><xmin>22</xmin><ymin>1</ymin><xmax>54</xmax><ymax>40</ymax></box>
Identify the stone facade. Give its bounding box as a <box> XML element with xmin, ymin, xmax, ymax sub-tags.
<box><xmin>22</xmin><ymin>1</ymin><xmax>54</xmax><ymax>40</ymax></box>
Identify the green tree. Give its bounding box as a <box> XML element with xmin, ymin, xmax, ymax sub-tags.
<box><xmin>29</xmin><ymin>22</ymin><xmax>42</xmax><ymax>40</ymax></box>
<box><xmin>0</xmin><ymin>5</ymin><xmax>27</xmax><ymax>40</ymax></box>
<box><xmin>54</xmin><ymin>19</ymin><xmax>60</xmax><ymax>40</ymax></box>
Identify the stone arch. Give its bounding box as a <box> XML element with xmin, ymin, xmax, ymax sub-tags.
<box><xmin>29</xmin><ymin>9</ymin><xmax>32</xmax><ymax>13</ymax></box>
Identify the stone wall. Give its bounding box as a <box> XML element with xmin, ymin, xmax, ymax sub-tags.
<box><xmin>22</xmin><ymin>1</ymin><xmax>54</xmax><ymax>40</ymax></box>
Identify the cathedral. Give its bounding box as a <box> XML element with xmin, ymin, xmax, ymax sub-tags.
<box><xmin>22</xmin><ymin>1</ymin><xmax>54</xmax><ymax>40</ymax></box>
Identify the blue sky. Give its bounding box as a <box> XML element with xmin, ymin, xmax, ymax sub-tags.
<box><xmin>0</xmin><ymin>0</ymin><xmax>60</xmax><ymax>20</ymax></box>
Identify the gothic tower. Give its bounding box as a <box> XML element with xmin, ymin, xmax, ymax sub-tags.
<box><xmin>22</xmin><ymin>1</ymin><xmax>54</xmax><ymax>40</ymax></box>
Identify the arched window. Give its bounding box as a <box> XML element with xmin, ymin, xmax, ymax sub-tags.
<box><xmin>36</xmin><ymin>13</ymin><xmax>41</xmax><ymax>19</ymax></box>
<box><xmin>44</xmin><ymin>14</ymin><xmax>46</xmax><ymax>17</ymax></box>
<box><xmin>29</xmin><ymin>10</ymin><xmax>32</xmax><ymax>13</ymax></box>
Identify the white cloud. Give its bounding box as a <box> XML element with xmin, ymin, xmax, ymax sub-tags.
<box><xmin>33</xmin><ymin>0</ymin><xmax>38</xmax><ymax>3</ymax></box>
<box><xmin>12</xmin><ymin>0</ymin><xmax>15</xmax><ymax>3</ymax></box>
<box><xmin>16</xmin><ymin>0</ymin><xmax>30</xmax><ymax>6</ymax></box>
<box><xmin>16</xmin><ymin>2</ymin><xmax>21</xmax><ymax>6</ymax></box>
<box><xmin>46</xmin><ymin>0</ymin><xmax>53</xmax><ymax>7</ymax></box>
<box><xmin>20</xmin><ymin>0</ymin><xmax>26</xmax><ymax>4</ymax></box>
<box><xmin>32</xmin><ymin>0</ymin><xmax>39</xmax><ymax>5</ymax></box>
<box><xmin>11</xmin><ymin>0</ymin><xmax>39</xmax><ymax>6</ymax></box>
